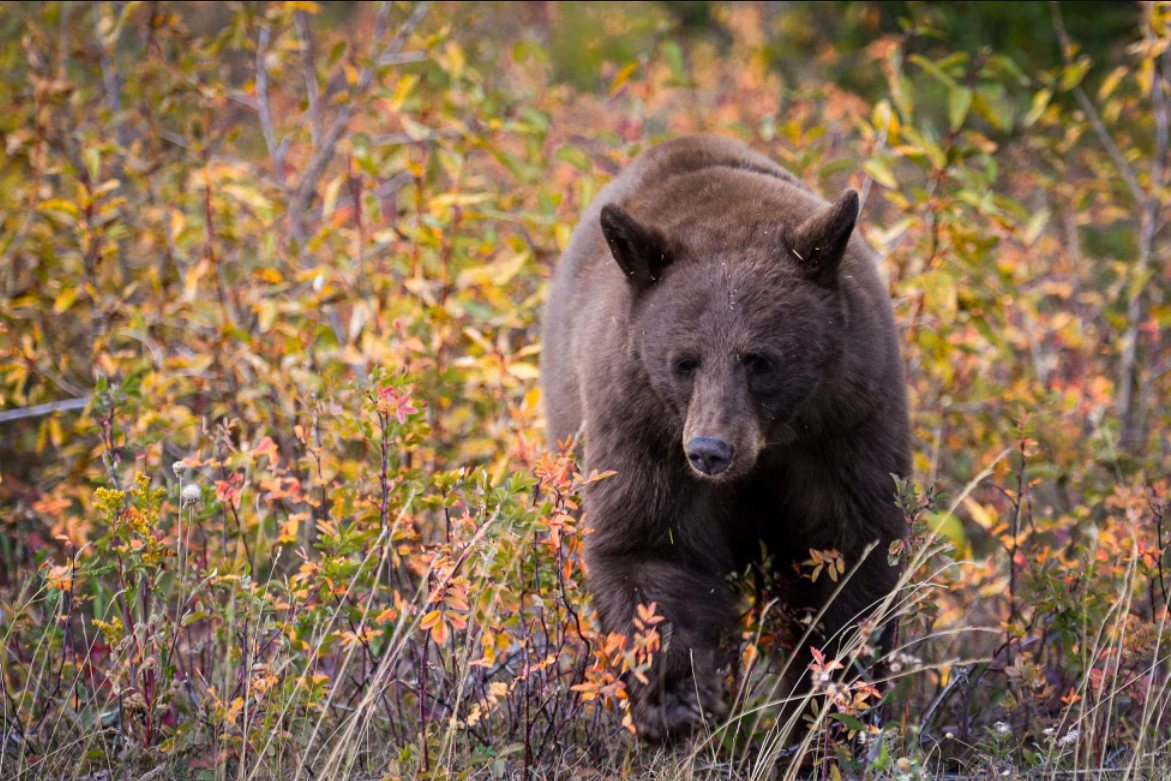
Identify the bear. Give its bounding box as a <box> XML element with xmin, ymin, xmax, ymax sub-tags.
<box><xmin>540</xmin><ymin>134</ymin><xmax>910</xmax><ymax>744</ymax></box>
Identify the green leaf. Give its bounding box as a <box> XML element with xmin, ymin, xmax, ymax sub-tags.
<box><xmin>1060</xmin><ymin>56</ymin><xmax>1092</xmax><ymax>91</ymax></box>
<box><xmin>662</xmin><ymin>40</ymin><xmax>685</xmax><ymax>82</ymax></box>
<box><xmin>1024</xmin><ymin>88</ymin><xmax>1052</xmax><ymax>127</ymax></box>
<box><xmin>84</xmin><ymin>147</ymin><xmax>101</xmax><ymax>183</ymax></box>
<box><xmin>909</xmin><ymin>53</ymin><xmax>959</xmax><ymax>89</ymax></box>
<box><xmin>985</xmin><ymin>53</ymin><xmax>1029</xmax><ymax>86</ymax></box>
<box><xmin>554</xmin><ymin>144</ymin><xmax>591</xmax><ymax>172</ymax></box>
<box><xmin>949</xmin><ymin>86</ymin><xmax>973</xmax><ymax>131</ymax></box>
<box><xmin>1024</xmin><ymin>209</ymin><xmax>1050</xmax><ymax>246</ymax></box>
<box><xmin>829</xmin><ymin>712</ymin><xmax>865</xmax><ymax>731</ymax></box>
<box><xmin>975</xmin><ymin>83</ymin><xmax>1013</xmax><ymax>132</ymax></box>
<box><xmin>863</xmin><ymin>159</ymin><xmax>898</xmax><ymax>190</ymax></box>
<box><xmin>1097</xmin><ymin>65</ymin><xmax>1127</xmax><ymax>101</ymax></box>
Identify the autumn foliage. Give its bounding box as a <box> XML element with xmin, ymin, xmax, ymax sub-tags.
<box><xmin>1</xmin><ymin>2</ymin><xmax>1170</xmax><ymax>779</ymax></box>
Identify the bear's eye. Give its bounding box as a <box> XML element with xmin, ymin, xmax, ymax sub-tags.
<box><xmin>673</xmin><ymin>357</ymin><xmax>700</xmax><ymax>378</ymax></box>
<box><xmin>741</xmin><ymin>352</ymin><xmax>774</xmax><ymax>376</ymax></box>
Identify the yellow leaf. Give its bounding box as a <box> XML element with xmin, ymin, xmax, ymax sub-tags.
<box><xmin>53</xmin><ymin>287</ymin><xmax>80</xmax><ymax>314</ymax></box>
<box><xmin>429</xmin><ymin>192</ymin><xmax>494</xmax><ymax>209</ymax></box>
<box><xmin>963</xmin><ymin>497</ymin><xmax>996</xmax><ymax>529</ymax></box>
<box><xmin>37</xmin><ymin>199</ymin><xmax>80</xmax><ymax>217</ymax></box>
<box><xmin>1097</xmin><ymin>65</ymin><xmax>1128</xmax><ymax>101</ymax></box>
<box><xmin>609</xmin><ymin>61</ymin><xmax>639</xmax><ymax>96</ymax></box>
<box><xmin>183</xmin><ymin>259</ymin><xmax>212</xmax><ymax>301</ymax></box>
<box><xmin>389</xmin><ymin>74</ymin><xmax>420</xmax><ymax>112</ymax></box>
<box><xmin>456</xmin><ymin>251</ymin><xmax>528</xmax><ymax>288</ymax></box>
<box><xmin>255</xmin><ymin>300</ymin><xmax>277</xmax><ymax>333</ymax></box>
<box><xmin>430</xmin><ymin>618</ymin><xmax>449</xmax><ymax>645</ymax></box>
<box><xmin>507</xmin><ymin>362</ymin><xmax>540</xmax><ymax>380</ymax></box>
<box><xmin>322</xmin><ymin>175</ymin><xmax>344</xmax><ymax>219</ymax></box>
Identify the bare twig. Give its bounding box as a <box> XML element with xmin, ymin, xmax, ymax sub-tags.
<box><xmin>96</xmin><ymin>0</ymin><xmax>130</xmax><ymax>149</ymax></box>
<box><xmin>378</xmin><ymin>49</ymin><xmax>428</xmax><ymax>66</ymax></box>
<box><xmin>294</xmin><ymin>10</ymin><xmax>323</xmax><ymax>149</ymax></box>
<box><xmin>255</xmin><ymin>24</ymin><xmax>287</xmax><ymax>181</ymax></box>
<box><xmin>370</xmin><ymin>126</ymin><xmax>462</xmax><ymax>147</ymax></box>
<box><xmin>0</xmin><ymin>396</ymin><xmax>91</xmax><ymax>425</ymax></box>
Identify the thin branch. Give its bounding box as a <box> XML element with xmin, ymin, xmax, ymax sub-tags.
<box><xmin>255</xmin><ymin>24</ymin><xmax>286</xmax><ymax>180</ymax></box>
<box><xmin>226</xmin><ymin>90</ymin><xmax>259</xmax><ymax>110</ymax></box>
<box><xmin>0</xmin><ymin>396</ymin><xmax>91</xmax><ymax>425</ymax></box>
<box><xmin>378</xmin><ymin>49</ymin><xmax>428</xmax><ymax>67</ymax></box>
<box><xmin>96</xmin><ymin>1</ymin><xmax>130</xmax><ymax>149</ymax></box>
<box><xmin>369</xmin><ymin>126</ymin><xmax>462</xmax><ymax>147</ymax></box>
<box><xmin>294</xmin><ymin>10</ymin><xmax>323</xmax><ymax>149</ymax></box>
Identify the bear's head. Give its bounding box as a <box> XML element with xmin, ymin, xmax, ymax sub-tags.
<box><xmin>600</xmin><ymin>190</ymin><xmax>859</xmax><ymax>482</ymax></box>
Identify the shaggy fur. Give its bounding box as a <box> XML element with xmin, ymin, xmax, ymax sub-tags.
<box><xmin>540</xmin><ymin>134</ymin><xmax>910</xmax><ymax>743</ymax></box>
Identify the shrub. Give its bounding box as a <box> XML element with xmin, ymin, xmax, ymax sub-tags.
<box><xmin>1</xmin><ymin>3</ymin><xmax>1168</xmax><ymax>779</ymax></box>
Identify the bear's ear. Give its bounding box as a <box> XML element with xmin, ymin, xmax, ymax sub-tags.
<box><xmin>786</xmin><ymin>189</ymin><xmax>859</xmax><ymax>287</ymax></box>
<box><xmin>600</xmin><ymin>204</ymin><xmax>674</xmax><ymax>288</ymax></box>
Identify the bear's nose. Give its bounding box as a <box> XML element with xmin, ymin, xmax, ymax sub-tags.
<box><xmin>686</xmin><ymin>437</ymin><xmax>734</xmax><ymax>476</ymax></box>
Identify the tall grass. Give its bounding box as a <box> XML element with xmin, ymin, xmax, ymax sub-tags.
<box><xmin>2</xmin><ymin>2</ymin><xmax>1169</xmax><ymax>779</ymax></box>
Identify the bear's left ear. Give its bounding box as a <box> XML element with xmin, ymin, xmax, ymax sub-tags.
<box><xmin>786</xmin><ymin>189</ymin><xmax>859</xmax><ymax>287</ymax></box>
<box><xmin>600</xmin><ymin>204</ymin><xmax>674</xmax><ymax>289</ymax></box>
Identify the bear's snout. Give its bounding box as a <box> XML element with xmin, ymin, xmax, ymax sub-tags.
<box><xmin>686</xmin><ymin>436</ymin><xmax>734</xmax><ymax>476</ymax></box>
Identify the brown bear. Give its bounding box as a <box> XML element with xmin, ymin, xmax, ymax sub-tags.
<box><xmin>540</xmin><ymin>134</ymin><xmax>910</xmax><ymax>743</ymax></box>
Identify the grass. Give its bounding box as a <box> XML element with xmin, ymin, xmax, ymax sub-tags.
<box><xmin>2</xmin><ymin>2</ymin><xmax>1170</xmax><ymax>779</ymax></box>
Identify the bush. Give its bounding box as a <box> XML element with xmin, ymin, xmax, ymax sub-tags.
<box><xmin>1</xmin><ymin>2</ymin><xmax>1169</xmax><ymax>779</ymax></box>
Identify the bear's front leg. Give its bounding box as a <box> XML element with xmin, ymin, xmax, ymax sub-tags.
<box><xmin>777</xmin><ymin>536</ymin><xmax>902</xmax><ymax>735</ymax></box>
<box><xmin>587</xmin><ymin>554</ymin><xmax>740</xmax><ymax>743</ymax></box>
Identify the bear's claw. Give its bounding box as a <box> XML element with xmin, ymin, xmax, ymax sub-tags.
<box><xmin>633</xmin><ymin>673</ymin><xmax>729</xmax><ymax>744</ymax></box>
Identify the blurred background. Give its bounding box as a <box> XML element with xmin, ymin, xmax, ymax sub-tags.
<box><xmin>0</xmin><ymin>2</ymin><xmax>1168</xmax><ymax>779</ymax></box>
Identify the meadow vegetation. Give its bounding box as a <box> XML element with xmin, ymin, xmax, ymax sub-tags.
<box><xmin>1</xmin><ymin>2</ymin><xmax>1170</xmax><ymax>779</ymax></box>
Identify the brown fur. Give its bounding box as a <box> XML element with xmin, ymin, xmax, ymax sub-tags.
<box><xmin>540</xmin><ymin>134</ymin><xmax>910</xmax><ymax>743</ymax></box>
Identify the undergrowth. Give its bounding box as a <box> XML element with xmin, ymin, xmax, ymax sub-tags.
<box><xmin>1</xmin><ymin>2</ymin><xmax>1170</xmax><ymax>779</ymax></box>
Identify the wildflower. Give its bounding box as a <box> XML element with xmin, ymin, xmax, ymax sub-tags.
<box><xmin>393</xmin><ymin>390</ymin><xmax>419</xmax><ymax>424</ymax></box>
<box><xmin>181</xmin><ymin>485</ymin><xmax>201</xmax><ymax>505</ymax></box>
<box><xmin>376</xmin><ymin>383</ymin><xmax>420</xmax><ymax>424</ymax></box>
<box><xmin>173</xmin><ymin>461</ymin><xmax>188</xmax><ymax>476</ymax></box>
<box><xmin>1059</xmin><ymin>729</ymin><xmax>1079</xmax><ymax>746</ymax></box>
<box><xmin>993</xmin><ymin>721</ymin><xmax>1011</xmax><ymax>736</ymax></box>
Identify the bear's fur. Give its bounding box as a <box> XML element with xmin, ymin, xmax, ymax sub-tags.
<box><xmin>540</xmin><ymin>134</ymin><xmax>910</xmax><ymax>743</ymax></box>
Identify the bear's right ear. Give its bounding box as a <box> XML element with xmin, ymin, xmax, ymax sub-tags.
<box><xmin>600</xmin><ymin>204</ymin><xmax>674</xmax><ymax>288</ymax></box>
